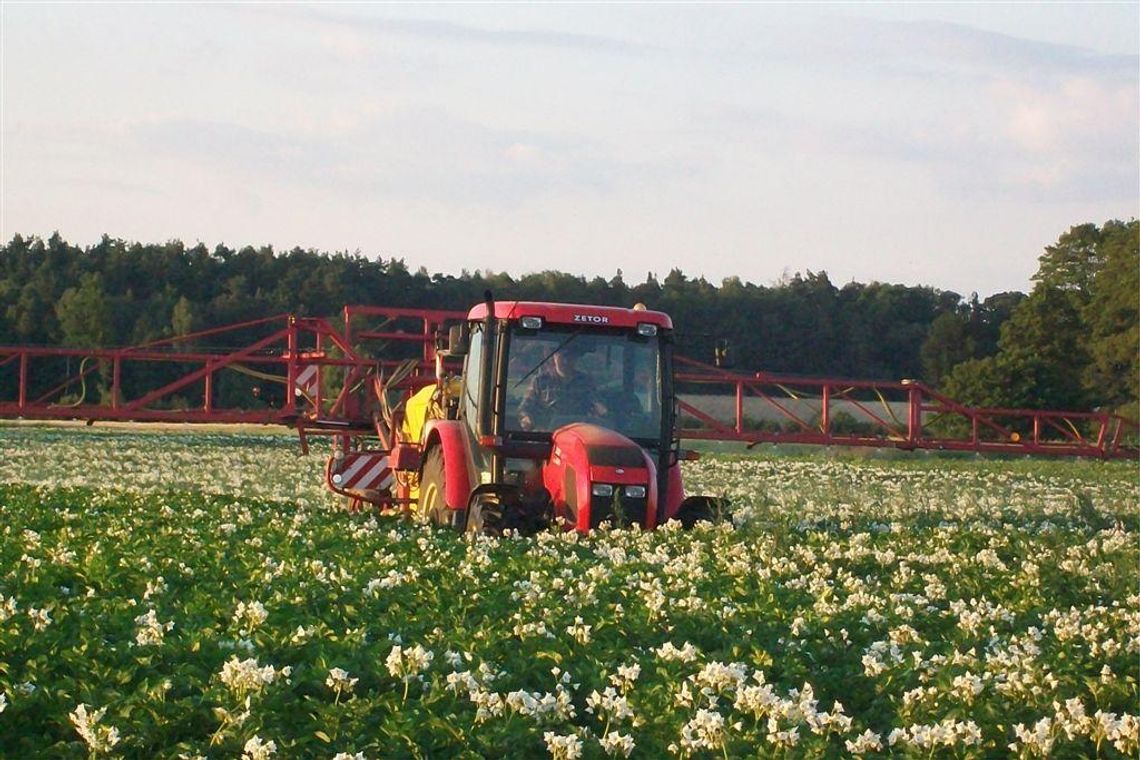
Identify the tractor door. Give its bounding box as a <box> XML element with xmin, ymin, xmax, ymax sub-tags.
<box><xmin>458</xmin><ymin>320</ymin><xmax>495</xmax><ymax>479</ymax></box>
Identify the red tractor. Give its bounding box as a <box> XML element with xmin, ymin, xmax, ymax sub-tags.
<box><xmin>381</xmin><ymin>295</ymin><xmax>723</xmax><ymax>534</ymax></box>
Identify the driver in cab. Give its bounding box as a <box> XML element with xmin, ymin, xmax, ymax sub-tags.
<box><xmin>517</xmin><ymin>344</ymin><xmax>607</xmax><ymax>431</ymax></box>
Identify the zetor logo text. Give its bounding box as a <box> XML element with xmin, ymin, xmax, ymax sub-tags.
<box><xmin>573</xmin><ymin>314</ymin><xmax>610</xmax><ymax>324</ymax></box>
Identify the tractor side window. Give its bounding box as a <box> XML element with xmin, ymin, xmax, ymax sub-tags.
<box><xmin>462</xmin><ymin>324</ymin><xmax>483</xmax><ymax>426</ymax></box>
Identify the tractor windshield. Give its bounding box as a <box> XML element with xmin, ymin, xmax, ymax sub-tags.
<box><xmin>505</xmin><ymin>324</ymin><xmax>663</xmax><ymax>442</ymax></box>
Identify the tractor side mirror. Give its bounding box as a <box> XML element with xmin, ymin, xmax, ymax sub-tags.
<box><xmin>446</xmin><ymin>324</ymin><xmax>469</xmax><ymax>357</ymax></box>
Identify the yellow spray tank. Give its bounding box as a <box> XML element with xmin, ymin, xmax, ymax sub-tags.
<box><xmin>400</xmin><ymin>378</ymin><xmax>461</xmax><ymax>502</ymax></box>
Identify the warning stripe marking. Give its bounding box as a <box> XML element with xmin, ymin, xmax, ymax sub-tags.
<box><xmin>294</xmin><ymin>365</ymin><xmax>320</xmax><ymax>397</ymax></box>
<box><xmin>334</xmin><ymin>453</ymin><xmax>392</xmax><ymax>491</ymax></box>
<box><xmin>355</xmin><ymin>459</ymin><xmax>389</xmax><ymax>489</ymax></box>
<box><xmin>338</xmin><ymin>454</ymin><xmax>373</xmax><ymax>484</ymax></box>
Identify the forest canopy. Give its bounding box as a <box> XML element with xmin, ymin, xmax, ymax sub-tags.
<box><xmin>2</xmin><ymin>220</ymin><xmax>1136</xmax><ymax>416</ymax></box>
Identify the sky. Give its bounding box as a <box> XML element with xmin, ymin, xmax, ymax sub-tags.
<box><xmin>2</xmin><ymin>3</ymin><xmax>1137</xmax><ymax>298</ymax></box>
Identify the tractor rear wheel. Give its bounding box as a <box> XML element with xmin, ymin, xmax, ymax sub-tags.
<box><xmin>419</xmin><ymin>447</ymin><xmax>450</xmax><ymax>526</ymax></box>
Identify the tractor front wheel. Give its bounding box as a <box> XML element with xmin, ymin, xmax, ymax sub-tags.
<box><xmin>419</xmin><ymin>447</ymin><xmax>451</xmax><ymax>526</ymax></box>
<box><xmin>465</xmin><ymin>496</ymin><xmax>506</xmax><ymax>536</ymax></box>
<box><xmin>466</xmin><ymin>486</ymin><xmax>553</xmax><ymax>537</ymax></box>
<box><xmin>673</xmin><ymin>495</ymin><xmax>730</xmax><ymax>528</ymax></box>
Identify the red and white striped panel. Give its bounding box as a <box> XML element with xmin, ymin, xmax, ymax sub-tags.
<box><xmin>329</xmin><ymin>452</ymin><xmax>393</xmax><ymax>493</ymax></box>
<box><xmin>293</xmin><ymin>364</ymin><xmax>320</xmax><ymax>400</ymax></box>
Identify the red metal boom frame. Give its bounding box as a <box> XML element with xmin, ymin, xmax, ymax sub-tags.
<box><xmin>675</xmin><ymin>357</ymin><xmax>1137</xmax><ymax>459</ymax></box>
<box><xmin>0</xmin><ymin>305</ymin><xmax>1135</xmax><ymax>459</ymax></box>
<box><xmin>0</xmin><ymin>307</ymin><xmax>462</xmax><ymax>433</ymax></box>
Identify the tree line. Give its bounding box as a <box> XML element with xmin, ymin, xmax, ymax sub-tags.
<box><xmin>1</xmin><ymin>220</ymin><xmax>1135</xmax><ymax>416</ymax></box>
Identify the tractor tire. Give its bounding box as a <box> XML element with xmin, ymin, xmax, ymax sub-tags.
<box><xmin>674</xmin><ymin>496</ymin><xmax>730</xmax><ymax>529</ymax></box>
<box><xmin>419</xmin><ymin>447</ymin><xmax>451</xmax><ymax>527</ymax></box>
<box><xmin>466</xmin><ymin>487</ymin><xmax>553</xmax><ymax>537</ymax></box>
<box><xmin>465</xmin><ymin>497</ymin><xmax>506</xmax><ymax>537</ymax></box>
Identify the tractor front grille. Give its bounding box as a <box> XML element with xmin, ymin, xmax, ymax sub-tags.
<box><xmin>589</xmin><ymin>495</ymin><xmax>648</xmax><ymax>529</ymax></box>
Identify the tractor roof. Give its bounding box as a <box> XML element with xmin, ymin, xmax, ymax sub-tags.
<box><xmin>466</xmin><ymin>301</ymin><xmax>673</xmax><ymax>330</ymax></box>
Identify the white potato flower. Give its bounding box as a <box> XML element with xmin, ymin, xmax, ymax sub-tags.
<box><xmin>543</xmin><ymin>731</ymin><xmax>583</xmax><ymax>760</ymax></box>
<box><xmin>655</xmin><ymin>641</ymin><xmax>699</xmax><ymax>663</ymax></box>
<box><xmin>599</xmin><ymin>731</ymin><xmax>635</xmax><ymax>757</ymax></box>
<box><xmin>242</xmin><ymin>735</ymin><xmax>277</xmax><ymax>760</ymax></box>
<box><xmin>610</xmin><ymin>662</ymin><xmax>641</xmax><ymax>693</ymax></box>
<box><xmin>1011</xmin><ymin>717</ymin><xmax>1055</xmax><ymax>756</ymax></box>
<box><xmin>845</xmin><ymin>729</ymin><xmax>882</xmax><ymax>754</ymax></box>
<box><xmin>69</xmin><ymin>703</ymin><xmax>121</xmax><ymax>754</ymax></box>
<box><xmin>586</xmin><ymin>687</ymin><xmax>634</xmax><ymax>723</ymax></box>
<box><xmin>232</xmin><ymin>600</ymin><xmax>268</xmax><ymax>632</ymax></box>
<box><xmin>565</xmin><ymin>617</ymin><xmax>592</xmax><ymax>645</ymax></box>
<box><xmin>680</xmin><ymin>708</ymin><xmax>728</xmax><ymax>752</ymax></box>
<box><xmin>133</xmin><ymin>609</ymin><xmax>174</xmax><ymax>646</ymax></box>
<box><xmin>326</xmin><ymin>667</ymin><xmax>359</xmax><ymax>696</ymax></box>
<box><xmin>219</xmin><ymin>656</ymin><xmax>288</xmax><ymax>696</ymax></box>
<box><xmin>28</xmin><ymin>607</ymin><xmax>52</xmax><ymax>631</ymax></box>
<box><xmin>386</xmin><ymin>644</ymin><xmax>434</xmax><ymax>682</ymax></box>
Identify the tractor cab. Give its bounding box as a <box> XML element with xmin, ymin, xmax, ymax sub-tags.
<box><xmin>479</xmin><ymin>303</ymin><xmax>670</xmax><ymax>445</ymax></box>
<box><xmin>463</xmin><ymin>299</ymin><xmax>674</xmax><ymax>479</ymax></box>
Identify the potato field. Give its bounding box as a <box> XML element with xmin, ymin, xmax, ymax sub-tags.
<box><xmin>0</xmin><ymin>425</ymin><xmax>1137</xmax><ymax>758</ymax></box>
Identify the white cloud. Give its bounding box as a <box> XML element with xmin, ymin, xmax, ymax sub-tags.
<box><xmin>3</xmin><ymin>4</ymin><xmax>1136</xmax><ymax>296</ymax></box>
<box><xmin>996</xmin><ymin>76</ymin><xmax>1138</xmax><ymax>155</ymax></box>
<box><xmin>983</xmin><ymin>75</ymin><xmax>1138</xmax><ymax>195</ymax></box>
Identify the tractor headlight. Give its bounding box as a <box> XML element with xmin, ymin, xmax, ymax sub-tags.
<box><xmin>636</xmin><ymin>322</ymin><xmax>658</xmax><ymax>337</ymax></box>
<box><xmin>520</xmin><ymin>316</ymin><xmax>543</xmax><ymax>330</ymax></box>
<box><xmin>623</xmin><ymin>485</ymin><xmax>647</xmax><ymax>499</ymax></box>
<box><xmin>591</xmin><ymin>483</ymin><xmax>614</xmax><ymax>497</ymax></box>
